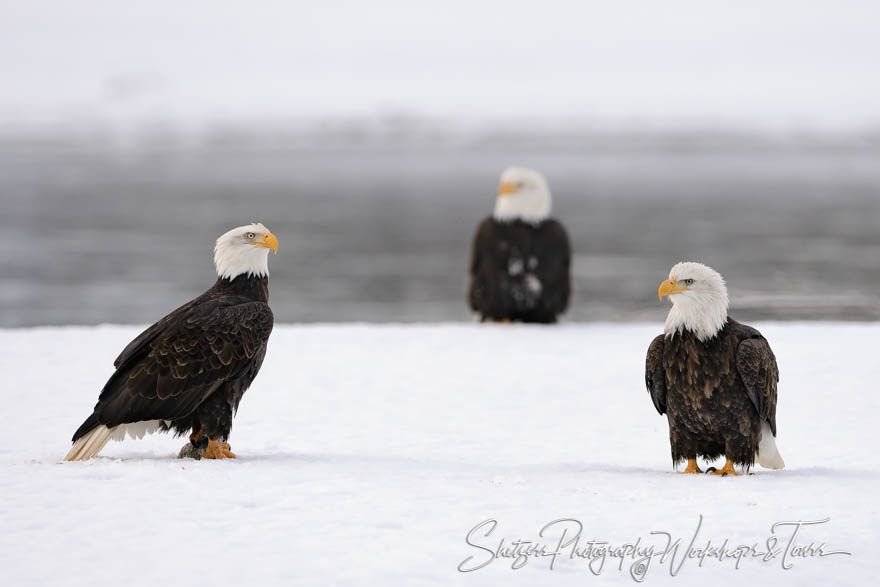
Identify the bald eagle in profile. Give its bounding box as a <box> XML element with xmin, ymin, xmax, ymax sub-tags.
<box><xmin>645</xmin><ymin>262</ymin><xmax>784</xmax><ymax>475</ymax></box>
<box><xmin>65</xmin><ymin>223</ymin><xmax>278</xmax><ymax>461</ymax></box>
<box><xmin>468</xmin><ymin>167</ymin><xmax>571</xmax><ymax>323</ymax></box>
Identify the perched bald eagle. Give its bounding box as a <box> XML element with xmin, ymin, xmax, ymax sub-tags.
<box><xmin>468</xmin><ymin>167</ymin><xmax>571</xmax><ymax>323</ymax></box>
<box><xmin>65</xmin><ymin>223</ymin><xmax>278</xmax><ymax>461</ymax></box>
<box><xmin>645</xmin><ymin>262</ymin><xmax>784</xmax><ymax>475</ymax></box>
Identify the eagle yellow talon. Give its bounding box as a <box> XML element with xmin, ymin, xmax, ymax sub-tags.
<box><xmin>219</xmin><ymin>442</ymin><xmax>236</xmax><ymax>457</ymax></box>
<box><xmin>709</xmin><ymin>459</ymin><xmax>739</xmax><ymax>476</ymax></box>
<box><xmin>202</xmin><ymin>439</ymin><xmax>236</xmax><ymax>459</ymax></box>
<box><xmin>680</xmin><ymin>458</ymin><xmax>702</xmax><ymax>474</ymax></box>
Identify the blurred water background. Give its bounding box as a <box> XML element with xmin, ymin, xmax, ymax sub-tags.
<box><xmin>2</xmin><ymin>1</ymin><xmax>880</xmax><ymax>326</ymax></box>
<box><xmin>2</xmin><ymin>123</ymin><xmax>879</xmax><ymax>326</ymax></box>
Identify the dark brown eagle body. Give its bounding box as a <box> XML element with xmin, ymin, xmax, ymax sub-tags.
<box><xmin>645</xmin><ymin>318</ymin><xmax>778</xmax><ymax>469</ymax></box>
<box><xmin>468</xmin><ymin>217</ymin><xmax>571</xmax><ymax>323</ymax></box>
<box><xmin>72</xmin><ymin>273</ymin><xmax>273</xmax><ymax>445</ymax></box>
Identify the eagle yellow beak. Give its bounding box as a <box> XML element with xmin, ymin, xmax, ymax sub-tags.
<box><xmin>498</xmin><ymin>181</ymin><xmax>518</xmax><ymax>197</ymax></box>
<box><xmin>255</xmin><ymin>232</ymin><xmax>278</xmax><ymax>254</ymax></box>
<box><xmin>658</xmin><ymin>278</ymin><xmax>687</xmax><ymax>300</ymax></box>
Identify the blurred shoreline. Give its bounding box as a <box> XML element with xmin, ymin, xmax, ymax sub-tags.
<box><xmin>4</xmin><ymin>117</ymin><xmax>880</xmax><ymax>152</ymax></box>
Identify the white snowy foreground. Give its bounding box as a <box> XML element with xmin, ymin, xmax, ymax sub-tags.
<box><xmin>0</xmin><ymin>323</ymin><xmax>877</xmax><ymax>586</ymax></box>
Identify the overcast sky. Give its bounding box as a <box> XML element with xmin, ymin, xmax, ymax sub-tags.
<box><xmin>2</xmin><ymin>1</ymin><xmax>880</xmax><ymax>129</ymax></box>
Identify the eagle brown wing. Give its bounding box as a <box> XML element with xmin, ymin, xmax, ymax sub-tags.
<box><xmin>468</xmin><ymin>218</ymin><xmax>496</xmax><ymax>314</ymax></box>
<box><xmin>735</xmin><ymin>336</ymin><xmax>779</xmax><ymax>435</ymax></box>
<box><xmin>112</xmin><ymin>296</ymin><xmax>204</xmax><ymax>369</ymax></box>
<box><xmin>534</xmin><ymin>219</ymin><xmax>571</xmax><ymax>317</ymax></box>
<box><xmin>645</xmin><ymin>334</ymin><xmax>667</xmax><ymax>415</ymax></box>
<box><xmin>72</xmin><ymin>296</ymin><xmax>273</xmax><ymax>441</ymax></box>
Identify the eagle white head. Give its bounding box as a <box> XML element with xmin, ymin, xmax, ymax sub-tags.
<box><xmin>493</xmin><ymin>166</ymin><xmax>552</xmax><ymax>224</ymax></box>
<box><xmin>214</xmin><ymin>223</ymin><xmax>279</xmax><ymax>280</ymax></box>
<box><xmin>658</xmin><ymin>261</ymin><xmax>729</xmax><ymax>341</ymax></box>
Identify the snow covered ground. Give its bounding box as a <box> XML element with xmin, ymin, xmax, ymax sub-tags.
<box><xmin>0</xmin><ymin>323</ymin><xmax>877</xmax><ymax>586</ymax></box>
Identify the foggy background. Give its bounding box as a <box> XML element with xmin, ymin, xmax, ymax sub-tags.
<box><xmin>2</xmin><ymin>1</ymin><xmax>880</xmax><ymax>326</ymax></box>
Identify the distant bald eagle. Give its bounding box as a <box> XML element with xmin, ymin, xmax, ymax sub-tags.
<box><xmin>645</xmin><ymin>262</ymin><xmax>784</xmax><ymax>475</ymax></box>
<box><xmin>65</xmin><ymin>223</ymin><xmax>278</xmax><ymax>461</ymax></box>
<box><xmin>468</xmin><ymin>167</ymin><xmax>571</xmax><ymax>323</ymax></box>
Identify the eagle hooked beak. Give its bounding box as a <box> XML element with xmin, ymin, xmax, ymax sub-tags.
<box><xmin>658</xmin><ymin>278</ymin><xmax>688</xmax><ymax>300</ymax></box>
<box><xmin>497</xmin><ymin>181</ymin><xmax>518</xmax><ymax>197</ymax></box>
<box><xmin>255</xmin><ymin>232</ymin><xmax>279</xmax><ymax>254</ymax></box>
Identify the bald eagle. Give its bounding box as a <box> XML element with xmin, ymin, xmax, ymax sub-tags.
<box><xmin>645</xmin><ymin>262</ymin><xmax>785</xmax><ymax>475</ymax></box>
<box><xmin>468</xmin><ymin>167</ymin><xmax>571</xmax><ymax>323</ymax></box>
<box><xmin>65</xmin><ymin>223</ymin><xmax>278</xmax><ymax>461</ymax></box>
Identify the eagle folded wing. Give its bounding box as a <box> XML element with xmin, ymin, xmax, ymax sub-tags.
<box><xmin>645</xmin><ymin>334</ymin><xmax>667</xmax><ymax>415</ymax></box>
<box><xmin>735</xmin><ymin>336</ymin><xmax>779</xmax><ymax>435</ymax></box>
<box><xmin>84</xmin><ymin>299</ymin><xmax>273</xmax><ymax>434</ymax></box>
<box><xmin>535</xmin><ymin>219</ymin><xmax>571</xmax><ymax>314</ymax></box>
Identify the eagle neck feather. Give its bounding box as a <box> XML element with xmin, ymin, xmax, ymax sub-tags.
<box><xmin>213</xmin><ymin>273</ymin><xmax>269</xmax><ymax>302</ymax></box>
<box><xmin>664</xmin><ymin>294</ymin><xmax>729</xmax><ymax>342</ymax></box>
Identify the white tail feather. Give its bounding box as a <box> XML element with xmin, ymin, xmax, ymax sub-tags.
<box><xmin>64</xmin><ymin>425</ymin><xmax>116</xmax><ymax>461</ymax></box>
<box><xmin>756</xmin><ymin>421</ymin><xmax>785</xmax><ymax>469</ymax></box>
<box><xmin>65</xmin><ymin>420</ymin><xmax>167</xmax><ymax>461</ymax></box>
<box><xmin>109</xmin><ymin>420</ymin><xmax>163</xmax><ymax>441</ymax></box>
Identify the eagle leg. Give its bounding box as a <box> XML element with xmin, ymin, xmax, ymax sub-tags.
<box><xmin>709</xmin><ymin>459</ymin><xmax>739</xmax><ymax>476</ymax></box>
<box><xmin>680</xmin><ymin>458</ymin><xmax>702</xmax><ymax>474</ymax></box>
<box><xmin>189</xmin><ymin>427</ymin><xmax>203</xmax><ymax>444</ymax></box>
<box><xmin>201</xmin><ymin>439</ymin><xmax>236</xmax><ymax>460</ymax></box>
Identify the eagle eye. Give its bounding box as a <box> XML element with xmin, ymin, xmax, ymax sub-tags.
<box><xmin>682</xmin><ymin>278</ymin><xmax>695</xmax><ymax>286</ymax></box>
<box><xmin>246</xmin><ymin>232</ymin><xmax>256</xmax><ymax>240</ymax></box>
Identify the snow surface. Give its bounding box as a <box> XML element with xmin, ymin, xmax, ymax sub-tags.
<box><xmin>0</xmin><ymin>323</ymin><xmax>877</xmax><ymax>586</ymax></box>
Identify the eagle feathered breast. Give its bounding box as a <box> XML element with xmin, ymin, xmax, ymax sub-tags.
<box><xmin>468</xmin><ymin>217</ymin><xmax>571</xmax><ymax>323</ymax></box>
<box><xmin>645</xmin><ymin>319</ymin><xmax>779</xmax><ymax>468</ymax></box>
